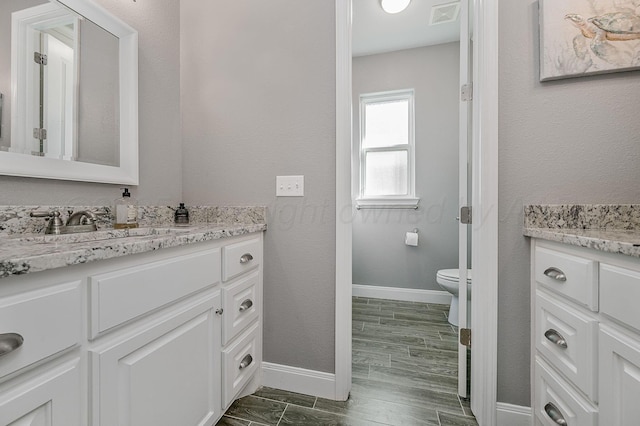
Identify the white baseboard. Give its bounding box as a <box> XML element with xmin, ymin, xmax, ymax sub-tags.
<box><xmin>496</xmin><ymin>402</ymin><xmax>532</xmax><ymax>426</ymax></box>
<box><xmin>352</xmin><ymin>284</ymin><xmax>452</xmax><ymax>305</ymax></box>
<box><xmin>262</xmin><ymin>362</ymin><xmax>337</xmax><ymax>400</ymax></box>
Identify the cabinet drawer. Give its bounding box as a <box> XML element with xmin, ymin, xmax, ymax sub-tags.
<box><xmin>600</xmin><ymin>264</ymin><xmax>640</xmax><ymax>332</ymax></box>
<box><xmin>535</xmin><ymin>291</ymin><xmax>598</xmax><ymax>401</ymax></box>
<box><xmin>535</xmin><ymin>357</ymin><xmax>598</xmax><ymax>426</ymax></box>
<box><xmin>0</xmin><ymin>282</ymin><xmax>81</xmax><ymax>379</ymax></box>
<box><xmin>222</xmin><ymin>271</ymin><xmax>259</xmax><ymax>345</ymax></box>
<box><xmin>534</xmin><ymin>246</ymin><xmax>598</xmax><ymax>311</ymax></box>
<box><xmin>89</xmin><ymin>248</ymin><xmax>220</xmax><ymax>338</ymax></box>
<box><xmin>223</xmin><ymin>237</ymin><xmax>261</xmax><ymax>281</ymax></box>
<box><xmin>223</xmin><ymin>321</ymin><xmax>260</xmax><ymax>408</ymax></box>
<box><xmin>599</xmin><ymin>324</ymin><xmax>640</xmax><ymax>426</ymax></box>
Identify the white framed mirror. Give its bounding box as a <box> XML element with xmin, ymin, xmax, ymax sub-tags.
<box><xmin>0</xmin><ymin>0</ymin><xmax>138</xmax><ymax>184</ymax></box>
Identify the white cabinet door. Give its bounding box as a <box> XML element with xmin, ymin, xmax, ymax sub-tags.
<box><xmin>91</xmin><ymin>292</ymin><xmax>221</xmax><ymax>426</ymax></box>
<box><xmin>599</xmin><ymin>324</ymin><xmax>640</xmax><ymax>426</ymax></box>
<box><xmin>0</xmin><ymin>358</ymin><xmax>82</xmax><ymax>426</ymax></box>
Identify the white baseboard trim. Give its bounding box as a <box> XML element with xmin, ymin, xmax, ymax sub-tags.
<box><xmin>352</xmin><ymin>284</ymin><xmax>452</xmax><ymax>305</ymax></box>
<box><xmin>262</xmin><ymin>362</ymin><xmax>337</xmax><ymax>400</ymax></box>
<box><xmin>496</xmin><ymin>402</ymin><xmax>532</xmax><ymax>426</ymax></box>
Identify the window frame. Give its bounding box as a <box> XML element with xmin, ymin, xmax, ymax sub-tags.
<box><xmin>356</xmin><ymin>89</ymin><xmax>418</xmax><ymax>209</ymax></box>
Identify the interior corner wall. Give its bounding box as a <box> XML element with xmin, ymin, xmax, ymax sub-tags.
<box><xmin>352</xmin><ymin>43</ymin><xmax>460</xmax><ymax>291</ymax></box>
<box><xmin>0</xmin><ymin>0</ymin><xmax>182</xmax><ymax>206</ymax></box>
<box><xmin>498</xmin><ymin>0</ymin><xmax>640</xmax><ymax>407</ymax></box>
<box><xmin>180</xmin><ymin>0</ymin><xmax>337</xmax><ymax>374</ymax></box>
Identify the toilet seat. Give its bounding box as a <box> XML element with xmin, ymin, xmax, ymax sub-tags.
<box><xmin>436</xmin><ymin>269</ymin><xmax>472</xmax><ymax>284</ymax></box>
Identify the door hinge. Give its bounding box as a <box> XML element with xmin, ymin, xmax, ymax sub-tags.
<box><xmin>461</xmin><ymin>83</ymin><xmax>472</xmax><ymax>101</ymax></box>
<box><xmin>460</xmin><ymin>328</ymin><xmax>471</xmax><ymax>347</ymax></box>
<box><xmin>33</xmin><ymin>128</ymin><xmax>47</xmax><ymax>140</ymax></box>
<box><xmin>460</xmin><ymin>206</ymin><xmax>472</xmax><ymax>224</ymax></box>
<box><xmin>34</xmin><ymin>52</ymin><xmax>48</xmax><ymax>66</ymax></box>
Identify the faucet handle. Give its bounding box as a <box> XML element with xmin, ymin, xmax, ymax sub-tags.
<box><xmin>30</xmin><ymin>210</ymin><xmax>65</xmax><ymax>234</ymax></box>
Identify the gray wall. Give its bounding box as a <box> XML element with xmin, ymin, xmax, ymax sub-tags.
<box><xmin>498</xmin><ymin>0</ymin><xmax>640</xmax><ymax>406</ymax></box>
<box><xmin>180</xmin><ymin>0</ymin><xmax>337</xmax><ymax>373</ymax></box>
<box><xmin>0</xmin><ymin>0</ymin><xmax>182</xmax><ymax>206</ymax></box>
<box><xmin>352</xmin><ymin>44</ymin><xmax>460</xmax><ymax>290</ymax></box>
<box><xmin>77</xmin><ymin>19</ymin><xmax>120</xmax><ymax>167</ymax></box>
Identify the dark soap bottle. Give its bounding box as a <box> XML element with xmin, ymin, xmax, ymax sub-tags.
<box><xmin>174</xmin><ymin>203</ymin><xmax>189</xmax><ymax>225</ymax></box>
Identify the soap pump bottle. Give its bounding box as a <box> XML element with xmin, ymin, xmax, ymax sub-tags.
<box><xmin>114</xmin><ymin>188</ymin><xmax>138</xmax><ymax>229</ymax></box>
<box><xmin>174</xmin><ymin>203</ymin><xmax>190</xmax><ymax>226</ymax></box>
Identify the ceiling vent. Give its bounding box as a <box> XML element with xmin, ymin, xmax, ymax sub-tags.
<box><xmin>430</xmin><ymin>2</ymin><xmax>460</xmax><ymax>25</ymax></box>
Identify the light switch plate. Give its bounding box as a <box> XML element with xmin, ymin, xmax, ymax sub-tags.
<box><xmin>276</xmin><ymin>175</ymin><xmax>304</xmax><ymax>197</ymax></box>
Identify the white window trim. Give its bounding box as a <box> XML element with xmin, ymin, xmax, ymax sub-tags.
<box><xmin>356</xmin><ymin>89</ymin><xmax>418</xmax><ymax>209</ymax></box>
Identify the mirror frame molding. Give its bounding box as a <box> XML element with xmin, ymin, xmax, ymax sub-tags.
<box><xmin>0</xmin><ymin>0</ymin><xmax>138</xmax><ymax>185</ymax></box>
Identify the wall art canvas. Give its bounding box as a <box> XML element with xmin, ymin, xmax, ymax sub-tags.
<box><xmin>539</xmin><ymin>0</ymin><xmax>640</xmax><ymax>81</ymax></box>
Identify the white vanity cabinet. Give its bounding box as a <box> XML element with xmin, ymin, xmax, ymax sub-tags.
<box><xmin>0</xmin><ymin>232</ymin><xmax>263</xmax><ymax>426</ymax></box>
<box><xmin>531</xmin><ymin>239</ymin><xmax>640</xmax><ymax>426</ymax></box>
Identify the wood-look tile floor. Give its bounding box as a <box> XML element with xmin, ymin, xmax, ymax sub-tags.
<box><xmin>217</xmin><ymin>297</ymin><xmax>478</xmax><ymax>426</ymax></box>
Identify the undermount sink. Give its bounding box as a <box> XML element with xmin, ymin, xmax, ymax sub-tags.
<box><xmin>15</xmin><ymin>226</ymin><xmax>192</xmax><ymax>244</ymax></box>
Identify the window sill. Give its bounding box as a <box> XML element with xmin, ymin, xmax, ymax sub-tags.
<box><xmin>355</xmin><ymin>198</ymin><xmax>420</xmax><ymax>210</ymax></box>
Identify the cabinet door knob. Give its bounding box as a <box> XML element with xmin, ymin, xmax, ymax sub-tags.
<box><xmin>543</xmin><ymin>267</ymin><xmax>567</xmax><ymax>282</ymax></box>
<box><xmin>215</xmin><ymin>308</ymin><xmax>224</xmax><ymax>316</ymax></box>
<box><xmin>239</xmin><ymin>299</ymin><xmax>253</xmax><ymax>312</ymax></box>
<box><xmin>0</xmin><ymin>333</ymin><xmax>24</xmax><ymax>357</ymax></box>
<box><xmin>544</xmin><ymin>329</ymin><xmax>568</xmax><ymax>349</ymax></box>
<box><xmin>239</xmin><ymin>253</ymin><xmax>254</xmax><ymax>264</ymax></box>
<box><xmin>239</xmin><ymin>354</ymin><xmax>253</xmax><ymax>370</ymax></box>
<box><xmin>544</xmin><ymin>402</ymin><xmax>567</xmax><ymax>425</ymax></box>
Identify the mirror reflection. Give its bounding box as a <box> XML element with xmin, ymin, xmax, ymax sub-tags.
<box><xmin>0</xmin><ymin>0</ymin><xmax>120</xmax><ymax>167</ymax></box>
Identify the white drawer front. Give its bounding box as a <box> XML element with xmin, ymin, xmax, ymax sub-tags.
<box><xmin>535</xmin><ymin>357</ymin><xmax>598</xmax><ymax>426</ymax></box>
<box><xmin>223</xmin><ymin>271</ymin><xmax>259</xmax><ymax>345</ymax></box>
<box><xmin>599</xmin><ymin>324</ymin><xmax>640</xmax><ymax>426</ymax></box>
<box><xmin>534</xmin><ymin>246</ymin><xmax>598</xmax><ymax>311</ymax></box>
<box><xmin>0</xmin><ymin>282</ymin><xmax>81</xmax><ymax>379</ymax></box>
<box><xmin>223</xmin><ymin>321</ymin><xmax>259</xmax><ymax>408</ymax></box>
<box><xmin>536</xmin><ymin>291</ymin><xmax>598</xmax><ymax>401</ymax></box>
<box><xmin>223</xmin><ymin>237</ymin><xmax>261</xmax><ymax>281</ymax></box>
<box><xmin>600</xmin><ymin>264</ymin><xmax>640</xmax><ymax>333</ymax></box>
<box><xmin>89</xmin><ymin>248</ymin><xmax>221</xmax><ymax>338</ymax></box>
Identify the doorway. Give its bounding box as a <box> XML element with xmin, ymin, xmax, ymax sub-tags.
<box><xmin>348</xmin><ymin>0</ymin><xmax>473</xmax><ymax>420</ymax></box>
<box><xmin>335</xmin><ymin>1</ymin><xmax>499</xmax><ymax>425</ymax></box>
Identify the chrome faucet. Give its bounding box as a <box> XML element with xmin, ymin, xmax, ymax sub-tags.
<box><xmin>30</xmin><ymin>209</ymin><xmax>103</xmax><ymax>234</ymax></box>
<box><xmin>65</xmin><ymin>210</ymin><xmax>100</xmax><ymax>233</ymax></box>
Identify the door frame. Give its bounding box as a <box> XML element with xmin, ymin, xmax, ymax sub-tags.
<box><xmin>334</xmin><ymin>1</ymin><xmax>499</xmax><ymax>425</ymax></box>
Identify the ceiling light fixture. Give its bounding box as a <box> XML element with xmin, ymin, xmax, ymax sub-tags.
<box><xmin>380</xmin><ymin>0</ymin><xmax>411</xmax><ymax>14</ymax></box>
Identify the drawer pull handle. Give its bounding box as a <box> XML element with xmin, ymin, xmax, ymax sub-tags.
<box><xmin>0</xmin><ymin>333</ymin><xmax>24</xmax><ymax>357</ymax></box>
<box><xmin>240</xmin><ymin>253</ymin><xmax>254</xmax><ymax>264</ymax></box>
<box><xmin>544</xmin><ymin>402</ymin><xmax>567</xmax><ymax>425</ymax></box>
<box><xmin>215</xmin><ymin>308</ymin><xmax>224</xmax><ymax>316</ymax></box>
<box><xmin>543</xmin><ymin>267</ymin><xmax>566</xmax><ymax>282</ymax></box>
<box><xmin>239</xmin><ymin>354</ymin><xmax>253</xmax><ymax>370</ymax></box>
<box><xmin>544</xmin><ymin>329</ymin><xmax>568</xmax><ymax>349</ymax></box>
<box><xmin>239</xmin><ymin>299</ymin><xmax>253</xmax><ymax>312</ymax></box>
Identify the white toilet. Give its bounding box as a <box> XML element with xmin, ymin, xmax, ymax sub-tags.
<box><xmin>436</xmin><ymin>269</ymin><xmax>472</xmax><ymax>326</ymax></box>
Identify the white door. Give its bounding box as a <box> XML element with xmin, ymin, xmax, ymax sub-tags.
<box><xmin>457</xmin><ymin>0</ymin><xmax>472</xmax><ymax>399</ymax></box>
<box><xmin>0</xmin><ymin>358</ymin><xmax>82</xmax><ymax>426</ymax></box>
<box><xmin>91</xmin><ymin>294</ymin><xmax>221</xmax><ymax>426</ymax></box>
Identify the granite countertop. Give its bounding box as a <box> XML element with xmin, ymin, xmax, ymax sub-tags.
<box><xmin>0</xmin><ymin>223</ymin><xmax>266</xmax><ymax>279</ymax></box>
<box><xmin>523</xmin><ymin>204</ymin><xmax>640</xmax><ymax>258</ymax></box>
<box><xmin>0</xmin><ymin>205</ymin><xmax>267</xmax><ymax>279</ymax></box>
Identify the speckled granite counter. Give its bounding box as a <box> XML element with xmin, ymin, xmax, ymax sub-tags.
<box><xmin>524</xmin><ymin>204</ymin><xmax>640</xmax><ymax>258</ymax></box>
<box><xmin>0</xmin><ymin>205</ymin><xmax>266</xmax><ymax>279</ymax></box>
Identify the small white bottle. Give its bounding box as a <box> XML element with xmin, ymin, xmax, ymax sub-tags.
<box><xmin>114</xmin><ymin>188</ymin><xmax>138</xmax><ymax>229</ymax></box>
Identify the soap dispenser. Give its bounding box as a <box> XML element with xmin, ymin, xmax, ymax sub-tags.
<box><xmin>114</xmin><ymin>188</ymin><xmax>138</xmax><ymax>229</ymax></box>
<box><xmin>174</xmin><ymin>203</ymin><xmax>190</xmax><ymax>226</ymax></box>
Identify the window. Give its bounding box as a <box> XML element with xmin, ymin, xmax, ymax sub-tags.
<box><xmin>357</xmin><ymin>90</ymin><xmax>418</xmax><ymax>208</ymax></box>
